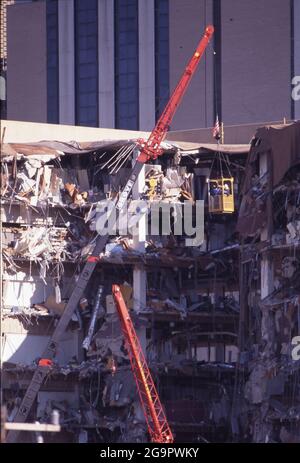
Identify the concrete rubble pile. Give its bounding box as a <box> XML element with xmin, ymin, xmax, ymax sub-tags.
<box><xmin>1</xmin><ymin>122</ymin><xmax>299</xmax><ymax>442</ymax></box>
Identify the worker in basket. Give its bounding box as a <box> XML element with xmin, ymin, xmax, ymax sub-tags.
<box><xmin>223</xmin><ymin>181</ymin><xmax>231</xmax><ymax>196</ymax></box>
<box><xmin>210</xmin><ymin>181</ymin><xmax>221</xmax><ymax>196</ymax></box>
<box><xmin>210</xmin><ymin>180</ymin><xmax>231</xmax><ymax>196</ymax></box>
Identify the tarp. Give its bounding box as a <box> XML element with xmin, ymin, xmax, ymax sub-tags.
<box><xmin>173</xmin><ymin>141</ymin><xmax>250</xmax><ymax>154</ymax></box>
<box><xmin>0</xmin><ymin>140</ymin><xmax>135</xmax><ymax>161</ymax></box>
<box><xmin>1</xmin><ymin>138</ymin><xmax>250</xmax><ymax>162</ymax></box>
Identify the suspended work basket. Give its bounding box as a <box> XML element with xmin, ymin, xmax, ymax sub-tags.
<box><xmin>208</xmin><ymin>147</ymin><xmax>234</xmax><ymax>214</ymax></box>
<box><xmin>208</xmin><ymin>177</ymin><xmax>234</xmax><ymax>213</ymax></box>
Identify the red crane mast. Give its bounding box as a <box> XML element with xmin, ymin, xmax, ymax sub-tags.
<box><xmin>112</xmin><ymin>285</ymin><xmax>173</xmax><ymax>443</ymax></box>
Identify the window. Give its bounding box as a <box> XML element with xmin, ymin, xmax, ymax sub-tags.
<box><xmin>114</xmin><ymin>0</ymin><xmax>139</xmax><ymax>130</ymax></box>
<box><xmin>46</xmin><ymin>0</ymin><xmax>59</xmax><ymax>123</ymax></box>
<box><xmin>155</xmin><ymin>0</ymin><xmax>169</xmax><ymax>120</ymax></box>
<box><xmin>75</xmin><ymin>0</ymin><xmax>99</xmax><ymax>127</ymax></box>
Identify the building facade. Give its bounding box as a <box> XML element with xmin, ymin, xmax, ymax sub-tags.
<box><xmin>0</xmin><ymin>119</ymin><xmax>247</xmax><ymax>442</ymax></box>
<box><xmin>1</xmin><ymin>119</ymin><xmax>299</xmax><ymax>443</ymax></box>
<box><xmin>0</xmin><ymin>0</ymin><xmax>15</xmax><ymax>119</ymax></box>
<box><xmin>3</xmin><ymin>0</ymin><xmax>300</xmax><ymax>130</ymax></box>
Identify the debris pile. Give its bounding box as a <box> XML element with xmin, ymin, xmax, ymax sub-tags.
<box><xmin>2</xmin><ymin>122</ymin><xmax>299</xmax><ymax>442</ymax></box>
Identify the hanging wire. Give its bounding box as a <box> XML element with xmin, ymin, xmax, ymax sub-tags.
<box><xmin>101</xmin><ymin>144</ymin><xmax>135</xmax><ymax>173</ymax></box>
<box><xmin>109</xmin><ymin>144</ymin><xmax>136</xmax><ymax>174</ymax></box>
<box><xmin>208</xmin><ymin>144</ymin><xmax>233</xmax><ymax>182</ymax></box>
<box><xmin>101</xmin><ymin>146</ymin><xmax>125</xmax><ymax>170</ymax></box>
<box><xmin>207</xmin><ymin>35</ymin><xmax>235</xmax><ymax>182</ymax></box>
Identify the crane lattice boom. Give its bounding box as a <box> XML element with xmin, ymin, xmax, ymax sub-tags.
<box><xmin>112</xmin><ymin>285</ymin><xmax>173</xmax><ymax>443</ymax></box>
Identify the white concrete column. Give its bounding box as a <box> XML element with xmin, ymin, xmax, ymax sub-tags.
<box><xmin>132</xmin><ymin>152</ymin><xmax>147</xmax><ymax>313</ymax></box>
<box><xmin>261</xmin><ymin>256</ymin><xmax>274</xmax><ymax>300</ymax></box>
<box><xmin>259</xmin><ymin>151</ymin><xmax>274</xmax><ymax>364</ymax></box>
<box><xmin>260</xmin><ymin>152</ymin><xmax>273</xmax><ymax>299</ymax></box>
<box><xmin>294</xmin><ymin>0</ymin><xmax>300</xmax><ymax>120</ymax></box>
<box><xmin>138</xmin><ymin>0</ymin><xmax>155</xmax><ymax>131</ymax></box>
<box><xmin>132</xmin><ymin>162</ymin><xmax>146</xmax><ymax>254</ymax></box>
<box><xmin>98</xmin><ymin>0</ymin><xmax>115</xmax><ymax>128</ymax></box>
<box><xmin>133</xmin><ymin>265</ymin><xmax>147</xmax><ymax>311</ymax></box>
<box><xmin>260</xmin><ymin>154</ymin><xmax>268</xmax><ymax>244</ymax></box>
<box><xmin>58</xmin><ymin>0</ymin><xmax>75</xmax><ymax>125</ymax></box>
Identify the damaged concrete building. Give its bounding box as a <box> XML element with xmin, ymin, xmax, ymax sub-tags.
<box><xmin>1</xmin><ymin>120</ymin><xmax>300</xmax><ymax>443</ymax></box>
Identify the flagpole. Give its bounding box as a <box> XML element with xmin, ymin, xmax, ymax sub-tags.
<box><xmin>221</xmin><ymin>122</ymin><xmax>224</xmax><ymax>144</ymax></box>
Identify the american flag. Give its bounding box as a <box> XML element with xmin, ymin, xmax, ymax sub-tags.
<box><xmin>213</xmin><ymin>115</ymin><xmax>221</xmax><ymax>140</ymax></box>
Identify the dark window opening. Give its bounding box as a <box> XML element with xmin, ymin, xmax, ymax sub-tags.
<box><xmin>75</xmin><ymin>0</ymin><xmax>99</xmax><ymax>127</ymax></box>
<box><xmin>46</xmin><ymin>0</ymin><xmax>59</xmax><ymax>123</ymax></box>
<box><xmin>114</xmin><ymin>0</ymin><xmax>139</xmax><ymax>130</ymax></box>
<box><xmin>154</xmin><ymin>0</ymin><xmax>169</xmax><ymax>121</ymax></box>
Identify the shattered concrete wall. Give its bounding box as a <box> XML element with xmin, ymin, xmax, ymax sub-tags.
<box><xmin>237</xmin><ymin>122</ymin><xmax>300</xmax><ymax>443</ymax></box>
<box><xmin>1</xmin><ymin>128</ymin><xmax>271</xmax><ymax>443</ymax></box>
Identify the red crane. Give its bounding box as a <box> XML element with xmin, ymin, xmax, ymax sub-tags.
<box><xmin>137</xmin><ymin>24</ymin><xmax>214</xmax><ymax>163</ymax></box>
<box><xmin>112</xmin><ymin>285</ymin><xmax>174</xmax><ymax>444</ymax></box>
<box><xmin>6</xmin><ymin>25</ymin><xmax>214</xmax><ymax>443</ymax></box>
<box><xmin>112</xmin><ymin>285</ymin><xmax>173</xmax><ymax>443</ymax></box>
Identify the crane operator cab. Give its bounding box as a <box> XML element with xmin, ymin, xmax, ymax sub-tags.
<box><xmin>207</xmin><ymin>148</ymin><xmax>234</xmax><ymax>214</ymax></box>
